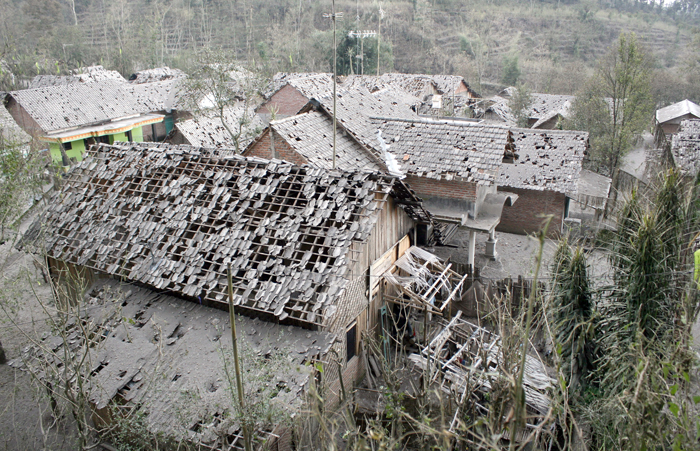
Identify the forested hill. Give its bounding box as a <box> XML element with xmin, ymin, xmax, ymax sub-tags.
<box><xmin>0</xmin><ymin>0</ymin><xmax>698</xmax><ymax>102</ymax></box>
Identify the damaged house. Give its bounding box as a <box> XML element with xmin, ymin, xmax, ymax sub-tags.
<box><xmin>497</xmin><ymin>129</ymin><xmax>588</xmax><ymax>237</ymax></box>
<box><xmin>26</xmin><ymin>141</ymin><xmax>434</xmax><ymax>447</ymax></box>
<box><xmin>4</xmin><ymin>80</ymin><xmax>175</xmax><ymax>163</ymax></box>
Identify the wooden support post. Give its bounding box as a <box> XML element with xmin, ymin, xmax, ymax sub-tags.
<box><xmin>228</xmin><ymin>264</ymin><xmax>251</xmax><ymax>451</ymax></box>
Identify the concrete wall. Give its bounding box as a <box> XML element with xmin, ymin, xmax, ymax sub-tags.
<box><xmin>496</xmin><ymin>187</ymin><xmax>566</xmax><ymax>238</ymax></box>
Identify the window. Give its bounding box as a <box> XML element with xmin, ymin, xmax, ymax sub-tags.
<box><xmin>346</xmin><ymin>322</ymin><xmax>357</xmax><ymax>362</ymax></box>
<box><xmin>98</xmin><ymin>135</ymin><xmax>110</xmax><ymax>144</ymax></box>
<box><xmin>62</xmin><ymin>141</ymin><xmax>72</xmax><ymax>150</ymax></box>
<box><xmin>126</xmin><ymin>130</ymin><xmax>133</xmax><ymax>142</ymax></box>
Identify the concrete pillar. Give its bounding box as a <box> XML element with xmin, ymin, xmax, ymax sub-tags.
<box><xmin>485</xmin><ymin>229</ymin><xmax>498</xmax><ymax>260</ymax></box>
<box><xmin>467</xmin><ymin>230</ymin><xmax>476</xmax><ymax>268</ymax></box>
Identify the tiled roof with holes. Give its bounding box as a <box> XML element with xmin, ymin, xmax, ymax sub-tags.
<box><xmin>313</xmin><ymin>86</ymin><xmax>420</xmax><ymax>158</ymax></box>
<box><xmin>499</xmin><ymin>129</ymin><xmax>588</xmax><ymax>194</ymax></box>
<box><xmin>29</xmin><ymin>65</ymin><xmax>127</xmax><ymax>89</ymax></box>
<box><xmin>127</xmin><ymin>78</ymin><xmax>184</xmax><ymax>112</ymax></box>
<box><xmin>270</xmin><ymin>111</ymin><xmax>382</xmax><ymax>172</ymax></box>
<box><xmin>9</xmin><ymin>80</ymin><xmax>160</xmax><ymax>133</ymax></box>
<box><xmin>485</xmin><ymin>93</ymin><xmax>574</xmax><ymax>127</ymax></box>
<box><xmin>37</xmin><ymin>142</ymin><xmax>399</xmax><ymax>328</ymax></box>
<box><xmin>670</xmin><ymin>119</ymin><xmax>700</xmax><ymax>176</ymax></box>
<box><xmin>174</xmin><ymin>104</ymin><xmax>262</xmax><ymax>150</ymax></box>
<box><xmin>128</xmin><ymin>66</ymin><xmax>186</xmax><ymax>84</ymax></box>
<box><xmin>265</xmin><ymin>72</ymin><xmax>331</xmax><ymax>98</ymax></box>
<box><xmin>372</xmin><ymin>117</ymin><xmax>509</xmax><ymax>184</ymax></box>
<box><xmin>283</xmin><ymin>73</ymin><xmax>335</xmax><ymax>102</ymax></box>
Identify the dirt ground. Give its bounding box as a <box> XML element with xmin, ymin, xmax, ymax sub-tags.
<box><xmin>0</xmin><ymin>209</ymin><xmax>79</xmax><ymax>451</ymax></box>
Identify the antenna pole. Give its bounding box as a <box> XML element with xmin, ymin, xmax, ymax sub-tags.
<box><xmin>324</xmin><ymin>1</ymin><xmax>343</xmax><ymax>170</ymax></box>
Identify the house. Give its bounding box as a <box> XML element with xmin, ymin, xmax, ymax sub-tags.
<box><xmin>373</xmin><ymin>117</ymin><xmax>518</xmax><ymax>262</ymax></box>
<box><xmin>480</xmin><ymin>92</ymin><xmax>574</xmax><ymax>129</ymax></box>
<box><xmin>167</xmin><ymin>104</ymin><xmax>263</xmax><ymax>152</ymax></box>
<box><xmin>29</xmin><ymin>65</ymin><xmax>127</xmax><ymax>89</ymax></box>
<box><xmin>656</xmin><ymin>99</ymin><xmax>700</xmax><ymax>136</ymax></box>
<box><xmin>247</xmin><ymin>84</ymin><xmax>420</xmax><ymax>170</ymax></box>
<box><xmin>33</xmin><ymin>141</ymin><xmax>432</xmax><ymax>414</ymax></box>
<box><xmin>4</xmin><ymin>81</ymin><xmax>168</xmax><ymax>163</ymax></box>
<box><xmin>257</xmin><ymin>73</ymin><xmax>334</xmax><ymax>123</ymax></box>
<box><xmin>249</xmin><ymin>92</ymin><xmax>518</xmax><ymax>264</ymax></box>
<box><xmin>497</xmin><ymin>129</ymin><xmax>588</xmax><ymax>237</ymax></box>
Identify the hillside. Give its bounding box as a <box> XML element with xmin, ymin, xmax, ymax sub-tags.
<box><xmin>0</xmin><ymin>0</ymin><xmax>697</xmax><ymax>102</ymax></box>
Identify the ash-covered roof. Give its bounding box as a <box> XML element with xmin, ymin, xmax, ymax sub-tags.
<box><xmin>313</xmin><ymin>86</ymin><xmax>420</xmax><ymax>158</ymax></box>
<box><xmin>373</xmin><ymin>117</ymin><xmax>509</xmax><ymax>184</ymax></box>
<box><xmin>36</xmin><ymin>142</ymin><xmax>399</xmax><ymax>328</ymax></box>
<box><xmin>670</xmin><ymin>119</ymin><xmax>700</xmax><ymax>176</ymax></box>
<box><xmin>29</xmin><ymin>65</ymin><xmax>127</xmax><ymax>89</ymax></box>
<box><xmin>9</xmin><ymin>80</ymin><xmax>159</xmax><ymax>133</ymax></box>
<box><xmin>269</xmin><ymin>111</ymin><xmax>382</xmax><ymax>172</ymax></box>
<box><xmin>484</xmin><ymin>93</ymin><xmax>574</xmax><ymax>128</ymax></box>
<box><xmin>499</xmin><ymin>129</ymin><xmax>588</xmax><ymax>194</ymax></box>
<box><xmin>175</xmin><ymin>104</ymin><xmax>263</xmax><ymax>150</ymax></box>
<box><xmin>657</xmin><ymin>99</ymin><xmax>700</xmax><ymax>124</ymax></box>
<box><xmin>127</xmin><ymin>78</ymin><xmax>184</xmax><ymax>112</ymax></box>
<box><xmin>129</xmin><ymin>66</ymin><xmax>186</xmax><ymax>84</ymax></box>
<box><xmin>265</xmin><ymin>72</ymin><xmax>331</xmax><ymax>98</ymax></box>
<box><xmin>13</xmin><ymin>279</ymin><xmax>333</xmax><ymax>448</ymax></box>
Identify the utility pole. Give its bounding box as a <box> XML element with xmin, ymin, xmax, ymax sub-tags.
<box><xmin>377</xmin><ymin>5</ymin><xmax>384</xmax><ymax>76</ymax></box>
<box><xmin>348</xmin><ymin>30</ymin><xmax>377</xmax><ymax>76</ymax></box>
<box><xmin>324</xmin><ymin>1</ymin><xmax>343</xmax><ymax>170</ymax></box>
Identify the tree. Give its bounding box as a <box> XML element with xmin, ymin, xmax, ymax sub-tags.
<box><xmin>568</xmin><ymin>33</ymin><xmax>653</xmax><ymax>176</ymax></box>
<box><xmin>509</xmin><ymin>84</ymin><xmax>532</xmax><ymax>128</ymax></box>
<box><xmin>182</xmin><ymin>50</ymin><xmax>266</xmax><ymax>154</ymax></box>
<box><xmin>549</xmin><ymin>241</ymin><xmax>596</xmax><ymax>392</ymax></box>
<box><xmin>501</xmin><ymin>55</ymin><xmax>520</xmax><ymax>86</ymax></box>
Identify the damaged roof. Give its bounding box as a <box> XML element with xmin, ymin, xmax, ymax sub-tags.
<box><xmin>9</xmin><ymin>80</ymin><xmax>161</xmax><ymax>133</ymax></box>
<box><xmin>372</xmin><ymin>117</ymin><xmax>509</xmax><ymax>184</ymax></box>
<box><xmin>268</xmin><ymin>110</ymin><xmax>382</xmax><ymax>172</ymax></box>
<box><xmin>499</xmin><ymin>129</ymin><xmax>588</xmax><ymax>195</ymax></box>
<box><xmin>36</xmin><ymin>142</ymin><xmax>402</xmax><ymax>328</ymax></box>
<box><xmin>174</xmin><ymin>104</ymin><xmax>263</xmax><ymax>150</ymax></box>
<box><xmin>14</xmin><ymin>279</ymin><xmax>333</xmax><ymax>448</ymax></box>
<box><xmin>265</xmin><ymin>72</ymin><xmax>331</xmax><ymax>98</ymax></box>
<box><xmin>670</xmin><ymin>119</ymin><xmax>700</xmax><ymax>176</ymax></box>
<box><xmin>129</xmin><ymin>66</ymin><xmax>187</xmax><ymax>84</ymax></box>
<box><xmin>29</xmin><ymin>65</ymin><xmax>127</xmax><ymax>89</ymax></box>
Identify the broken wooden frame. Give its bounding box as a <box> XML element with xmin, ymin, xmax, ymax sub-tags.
<box><xmin>408</xmin><ymin>312</ymin><xmax>555</xmax><ymax>440</ymax></box>
<box><xmin>382</xmin><ymin>246</ymin><xmax>468</xmax><ymax>316</ymax></box>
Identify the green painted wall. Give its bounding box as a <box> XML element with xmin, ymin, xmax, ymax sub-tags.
<box><xmin>49</xmin><ymin>139</ymin><xmax>85</xmax><ymax>164</ymax></box>
<box><xmin>132</xmin><ymin>126</ymin><xmax>144</xmax><ymax>142</ymax></box>
<box><xmin>109</xmin><ymin>132</ymin><xmax>128</xmax><ymax>144</ymax></box>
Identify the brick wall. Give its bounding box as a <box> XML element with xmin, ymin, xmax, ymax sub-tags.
<box><xmin>496</xmin><ymin>187</ymin><xmax>566</xmax><ymax>238</ymax></box>
<box><xmin>244</xmin><ymin>129</ymin><xmax>309</xmax><ymax>166</ymax></box>
<box><xmin>258</xmin><ymin>84</ymin><xmax>310</xmax><ymax>117</ymax></box>
<box><xmin>404</xmin><ymin>175</ymin><xmax>477</xmax><ymax>201</ymax></box>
